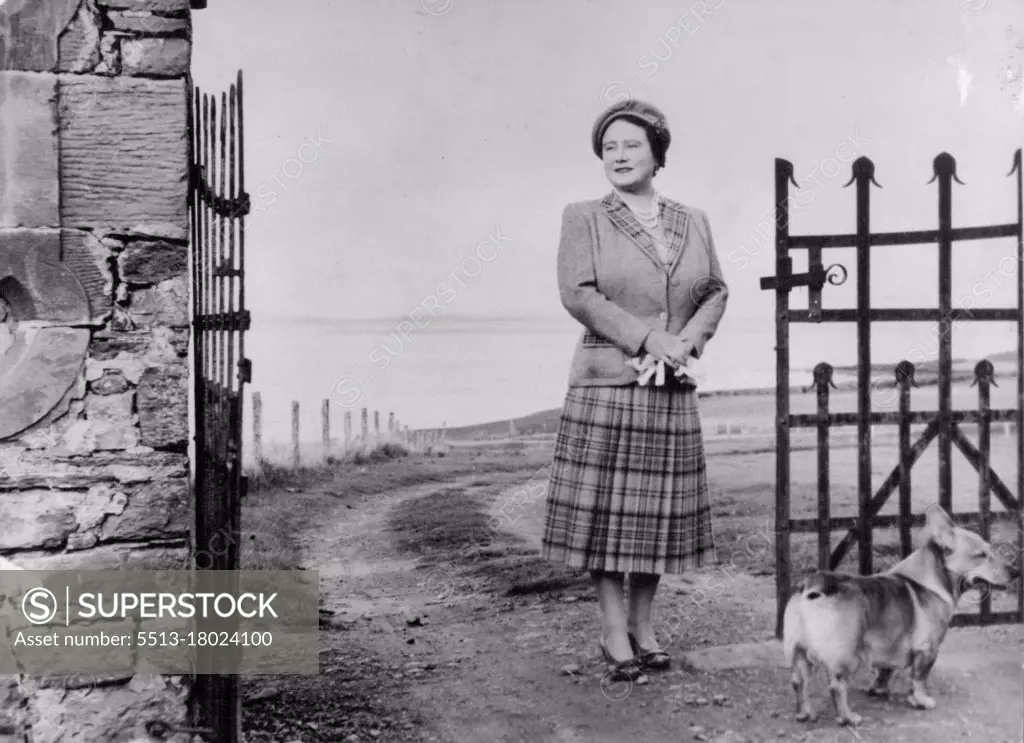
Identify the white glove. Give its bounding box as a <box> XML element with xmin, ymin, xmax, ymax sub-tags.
<box><xmin>628</xmin><ymin>354</ymin><xmax>705</xmax><ymax>387</ymax></box>
<box><xmin>674</xmin><ymin>356</ymin><xmax>706</xmax><ymax>387</ymax></box>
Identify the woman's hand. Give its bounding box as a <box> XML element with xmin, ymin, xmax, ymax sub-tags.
<box><xmin>641</xmin><ymin>330</ymin><xmax>694</xmax><ymax>368</ymax></box>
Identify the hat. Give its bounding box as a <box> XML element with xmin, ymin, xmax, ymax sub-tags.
<box><xmin>591</xmin><ymin>100</ymin><xmax>671</xmax><ymax>158</ymax></box>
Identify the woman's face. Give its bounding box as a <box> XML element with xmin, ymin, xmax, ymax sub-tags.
<box><xmin>601</xmin><ymin>119</ymin><xmax>657</xmax><ymax>191</ymax></box>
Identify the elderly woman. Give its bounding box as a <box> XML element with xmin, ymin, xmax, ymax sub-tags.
<box><xmin>541</xmin><ymin>100</ymin><xmax>728</xmax><ymax>684</ymax></box>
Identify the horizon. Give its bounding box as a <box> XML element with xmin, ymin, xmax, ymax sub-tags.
<box><xmin>191</xmin><ymin>0</ymin><xmax>1024</xmax><ymax>434</ymax></box>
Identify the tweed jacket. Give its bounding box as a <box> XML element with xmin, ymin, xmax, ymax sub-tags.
<box><xmin>558</xmin><ymin>190</ymin><xmax>729</xmax><ymax>387</ymax></box>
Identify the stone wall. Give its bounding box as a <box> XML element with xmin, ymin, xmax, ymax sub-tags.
<box><xmin>0</xmin><ymin>0</ymin><xmax>196</xmax><ymax>740</ymax></box>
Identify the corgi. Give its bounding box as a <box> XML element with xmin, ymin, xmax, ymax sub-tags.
<box><xmin>783</xmin><ymin>505</ymin><xmax>1014</xmax><ymax>726</ymax></box>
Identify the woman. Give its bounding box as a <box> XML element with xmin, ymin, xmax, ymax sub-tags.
<box><xmin>540</xmin><ymin>99</ymin><xmax>728</xmax><ymax>684</ymax></box>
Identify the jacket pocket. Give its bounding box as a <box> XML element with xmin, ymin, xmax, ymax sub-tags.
<box><xmin>577</xmin><ymin>344</ymin><xmax>631</xmax><ymax>380</ymax></box>
<box><xmin>582</xmin><ymin>330</ymin><xmax>616</xmax><ymax>348</ymax></box>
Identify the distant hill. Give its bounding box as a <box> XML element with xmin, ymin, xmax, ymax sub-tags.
<box><xmin>427</xmin><ymin>348</ymin><xmax>1019</xmax><ymax>440</ymax></box>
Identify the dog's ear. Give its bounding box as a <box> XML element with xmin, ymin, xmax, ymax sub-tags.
<box><xmin>925</xmin><ymin>505</ymin><xmax>956</xmax><ymax>551</ymax></box>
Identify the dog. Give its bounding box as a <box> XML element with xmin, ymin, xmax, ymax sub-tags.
<box><xmin>782</xmin><ymin>505</ymin><xmax>1013</xmax><ymax>726</ymax></box>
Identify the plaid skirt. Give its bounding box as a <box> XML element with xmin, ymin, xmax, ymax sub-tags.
<box><xmin>540</xmin><ymin>382</ymin><xmax>716</xmax><ymax>574</ymax></box>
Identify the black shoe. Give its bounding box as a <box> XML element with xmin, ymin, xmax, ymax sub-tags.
<box><xmin>628</xmin><ymin>632</ymin><xmax>671</xmax><ymax>671</ymax></box>
<box><xmin>599</xmin><ymin>638</ymin><xmax>649</xmax><ymax>684</ymax></box>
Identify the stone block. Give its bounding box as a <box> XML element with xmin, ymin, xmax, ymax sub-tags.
<box><xmin>18</xmin><ymin>618</ymin><xmax>136</xmax><ymax>678</ymax></box>
<box><xmin>110</xmin><ymin>222</ymin><xmax>188</xmax><ymax>242</ymax></box>
<box><xmin>89</xmin><ymin>330</ymin><xmax>151</xmax><ymax>360</ymax></box>
<box><xmin>127</xmin><ymin>276</ymin><xmax>189</xmax><ymax>328</ymax></box>
<box><xmin>96</xmin><ymin>0</ymin><xmax>191</xmax><ymax>11</ymax></box>
<box><xmin>89</xmin><ymin>370</ymin><xmax>130</xmax><ymax>395</ymax></box>
<box><xmin>56</xmin><ymin>0</ymin><xmax>102</xmax><ymax>73</ymax></box>
<box><xmin>0</xmin><ymin>484</ymin><xmax>136</xmax><ymax>551</ymax></box>
<box><xmin>118</xmin><ymin>240</ymin><xmax>188</xmax><ymax>284</ymax></box>
<box><xmin>121</xmin><ymin>37</ymin><xmax>190</xmax><ymax>77</ymax></box>
<box><xmin>0</xmin><ymin>327</ymin><xmax>90</xmax><ymax>442</ymax></box>
<box><xmin>0</xmin><ymin>0</ymin><xmax>83</xmax><ymax>71</ymax></box>
<box><xmin>26</xmin><ymin>674</ymin><xmax>190</xmax><ymax>743</ymax></box>
<box><xmin>94</xmin><ymin>33</ymin><xmax>120</xmax><ymax>76</ymax></box>
<box><xmin>86</xmin><ymin>391</ymin><xmax>134</xmax><ymax>424</ymax></box>
<box><xmin>0</xmin><ymin>450</ymin><xmax>188</xmax><ymax>491</ymax></box>
<box><xmin>0</xmin><ymin>229</ymin><xmax>108</xmax><ymax>324</ymax></box>
<box><xmin>0</xmin><ymin>490</ymin><xmax>80</xmax><ymax>549</ymax></box>
<box><xmin>11</xmin><ymin>543</ymin><xmax>189</xmax><ymax>570</ymax></box>
<box><xmin>109</xmin><ymin>12</ymin><xmax>190</xmax><ymax>35</ymax></box>
<box><xmin>147</xmin><ymin>326</ymin><xmax>189</xmax><ymax>362</ymax></box>
<box><xmin>101</xmin><ymin>478</ymin><xmax>189</xmax><ymax>541</ymax></box>
<box><xmin>58</xmin><ymin>75</ymin><xmax>188</xmax><ymax>233</ymax></box>
<box><xmin>86</xmin><ymin>352</ymin><xmax>146</xmax><ymax>385</ymax></box>
<box><xmin>136</xmin><ymin>365</ymin><xmax>187</xmax><ymax>449</ymax></box>
<box><xmin>62</xmin><ymin>229</ymin><xmax>114</xmax><ymax>324</ymax></box>
<box><xmin>84</xmin><ymin>391</ymin><xmax>138</xmax><ymax>450</ymax></box>
<box><xmin>0</xmin><ymin>72</ymin><xmax>58</xmax><ymax>227</ymax></box>
<box><xmin>59</xmin><ymin>414</ymin><xmax>142</xmax><ymax>453</ymax></box>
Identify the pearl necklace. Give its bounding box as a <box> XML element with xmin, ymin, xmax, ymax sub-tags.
<box><xmin>626</xmin><ymin>192</ymin><xmax>661</xmax><ymax>229</ymax></box>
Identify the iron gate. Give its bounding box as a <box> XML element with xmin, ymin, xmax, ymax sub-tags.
<box><xmin>761</xmin><ymin>151</ymin><xmax>1024</xmax><ymax>639</ymax></box>
<box><xmin>188</xmin><ymin>69</ymin><xmax>251</xmax><ymax>741</ymax></box>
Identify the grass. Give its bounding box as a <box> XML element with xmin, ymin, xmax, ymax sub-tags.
<box><xmin>707</xmin><ymin>432</ymin><xmax>1022</xmax><ymax>616</ymax></box>
<box><xmin>240</xmin><ymin>402</ymin><xmax>1022</xmax><ymax>613</ymax></box>
<box><xmin>239</xmin><ymin>440</ymin><xmax>551</xmax><ymax>573</ymax></box>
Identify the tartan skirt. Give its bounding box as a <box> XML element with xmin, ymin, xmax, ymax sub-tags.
<box><xmin>540</xmin><ymin>382</ymin><xmax>716</xmax><ymax>574</ymax></box>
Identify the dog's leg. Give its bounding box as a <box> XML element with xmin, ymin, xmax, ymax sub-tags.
<box><xmin>867</xmin><ymin>667</ymin><xmax>893</xmax><ymax>698</ymax></box>
<box><xmin>827</xmin><ymin>666</ymin><xmax>862</xmax><ymax>727</ymax></box>
<box><xmin>907</xmin><ymin>651</ymin><xmax>938</xmax><ymax>710</ymax></box>
<box><xmin>791</xmin><ymin>648</ymin><xmax>816</xmax><ymax>722</ymax></box>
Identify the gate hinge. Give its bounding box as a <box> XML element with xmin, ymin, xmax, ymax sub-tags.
<box><xmin>238</xmin><ymin>358</ymin><xmax>252</xmax><ymax>384</ymax></box>
<box><xmin>195</xmin><ymin>311</ymin><xmax>250</xmax><ymax>332</ymax></box>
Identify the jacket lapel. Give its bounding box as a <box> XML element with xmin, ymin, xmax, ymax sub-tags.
<box><xmin>661</xmin><ymin>199</ymin><xmax>690</xmax><ymax>275</ymax></box>
<box><xmin>600</xmin><ymin>191</ymin><xmax>663</xmax><ymax>270</ymax></box>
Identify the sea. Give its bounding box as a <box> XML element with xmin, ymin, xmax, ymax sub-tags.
<box><xmin>243</xmin><ymin>312</ymin><xmax>1018</xmax><ymax>451</ymax></box>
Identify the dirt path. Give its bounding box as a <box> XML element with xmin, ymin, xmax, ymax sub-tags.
<box><xmin>244</xmin><ymin>460</ymin><xmax>1024</xmax><ymax>743</ymax></box>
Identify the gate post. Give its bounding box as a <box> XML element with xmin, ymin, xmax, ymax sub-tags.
<box><xmin>974</xmin><ymin>359</ymin><xmax>994</xmax><ymax>621</ymax></box>
<box><xmin>931</xmin><ymin>153</ymin><xmax>963</xmax><ymax>513</ymax></box>
<box><xmin>848</xmin><ymin>156</ymin><xmax>879</xmax><ymax>576</ymax></box>
<box><xmin>1012</xmin><ymin>149</ymin><xmax>1024</xmax><ymax>623</ymax></box>
<box><xmin>773</xmin><ymin>158</ymin><xmax>796</xmax><ymax>638</ymax></box>
<box><xmin>810</xmin><ymin>363</ymin><xmax>835</xmax><ymax>571</ymax></box>
<box><xmin>896</xmin><ymin>361</ymin><xmax>916</xmax><ymax>558</ymax></box>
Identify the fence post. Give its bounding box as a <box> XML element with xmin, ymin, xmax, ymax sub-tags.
<box><xmin>975</xmin><ymin>359</ymin><xmax>994</xmax><ymax>622</ymax></box>
<box><xmin>374</xmin><ymin>410</ymin><xmax>380</xmax><ymax>445</ymax></box>
<box><xmin>361</xmin><ymin>408</ymin><xmax>368</xmax><ymax>445</ymax></box>
<box><xmin>896</xmin><ymin>361</ymin><xmax>916</xmax><ymax>559</ymax></box>
<box><xmin>441</xmin><ymin>421</ymin><xmax>446</xmax><ymax>444</ymax></box>
<box><xmin>509</xmin><ymin>420</ymin><xmax>517</xmax><ymax>438</ymax></box>
<box><xmin>388</xmin><ymin>412</ymin><xmax>394</xmax><ymax>439</ymax></box>
<box><xmin>404</xmin><ymin>425</ymin><xmax>410</xmax><ymax>445</ymax></box>
<box><xmin>811</xmin><ymin>363</ymin><xmax>833</xmax><ymax>572</ymax></box>
<box><xmin>252</xmin><ymin>391</ymin><xmax>263</xmax><ymax>471</ymax></box>
<box><xmin>292</xmin><ymin>401</ymin><xmax>300</xmax><ymax>469</ymax></box>
<box><xmin>344</xmin><ymin>411</ymin><xmax>352</xmax><ymax>452</ymax></box>
<box><xmin>322</xmin><ymin>399</ymin><xmax>331</xmax><ymax>462</ymax></box>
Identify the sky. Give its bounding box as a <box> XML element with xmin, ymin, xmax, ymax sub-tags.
<box><xmin>191</xmin><ymin>0</ymin><xmax>1024</xmax><ymax>349</ymax></box>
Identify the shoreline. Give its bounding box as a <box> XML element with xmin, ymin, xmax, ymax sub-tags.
<box><xmin>245</xmin><ymin>362</ymin><xmax>1021</xmax><ymax>459</ymax></box>
<box><xmin>428</xmin><ymin>367</ymin><xmax>1022</xmax><ymax>441</ymax></box>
